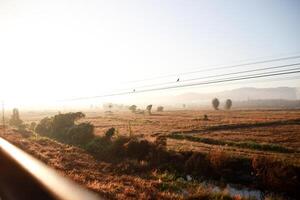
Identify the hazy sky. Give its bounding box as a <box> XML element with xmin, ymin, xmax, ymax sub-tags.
<box><xmin>0</xmin><ymin>0</ymin><xmax>300</xmax><ymax>108</ymax></box>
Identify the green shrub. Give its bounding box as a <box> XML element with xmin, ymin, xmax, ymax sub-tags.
<box><xmin>124</xmin><ymin>139</ymin><xmax>152</xmax><ymax>160</ymax></box>
<box><xmin>184</xmin><ymin>152</ymin><xmax>210</xmax><ymax>176</ymax></box>
<box><xmin>85</xmin><ymin>135</ymin><xmax>130</xmax><ymax>160</ymax></box>
<box><xmin>252</xmin><ymin>156</ymin><xmax>300</xmax><ymax>194</ymax></box>
<box><xmin>85</xmin><ymin>135</ymin><xmax>165</xmax><ymax>162</ymax></box>
<box><xmin>51</xmin><ymin>112</ymin><xmax>85</xmax><ymax>138</ymax></box>
<box><xmin>35</xmin><ymin>117</ymin><xmax>53</xmax><ymax>137</ymax></box>
<box><xmin>85</xmin><ymin>137</ymin><xmax>111</xmax><ymax>158</ymax></box>
<box><xmin>105</xmin><ymin>127</ymin><xmax>115</xmax><ymax>138</ymax></box>
<box><xmin>108</xmin><ymin>136</ymin><xmax>131</xmax><ymax>158</ymax></box>
<box><xmin>35</xmin><ymin>112</ymin><xmax>90</xmax><ymax>144</ymax></box>
<box><xmin>66</xmin><ymin>122</ymin><xmax>94</xmax><ymax>145</ymax></box>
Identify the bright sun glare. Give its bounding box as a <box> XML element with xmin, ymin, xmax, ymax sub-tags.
<box><xmin>0</xmin><ymin>0</ymin><xmax>299</xmax><ymax>109</ymax></box>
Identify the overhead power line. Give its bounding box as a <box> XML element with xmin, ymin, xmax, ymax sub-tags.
<box><xmin>132</xmin><ymin>62</ymin><xmax>300</xmax><ymax>89</ymax></box>
<box><xmin>62</xmin><ymin>64</ymin><xmax>300</xmax><ymax>101</ymax></box>
<box><xmin>124</xmin><ymin>54</ymin><xmax>300</xmax><ymax>83</ymax></box>
<box><xmin>132</xmin><ymin>68</ymin><xmax>300</xmax><ymax>95</ymax></box>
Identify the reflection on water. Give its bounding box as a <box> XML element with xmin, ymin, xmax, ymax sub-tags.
<box><xmin>203</xmin><ymin>181</ymin><xmax>263</xmax><ymax>200</ymax></box>
<box><xmin>205</xmin><ymin>181</ymin><xmax>295</xmax><ymax>200</ymax></box>
<box><xmin>218</xmin><ymin>184</ymin><xmax>262</xmax><ymax>200</ymax></box>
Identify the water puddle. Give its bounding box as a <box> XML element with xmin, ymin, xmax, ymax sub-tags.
<box><xmin>210</xmin><ymin>183</ymin><xmax>263</xmax><ymax>200</ymax></box>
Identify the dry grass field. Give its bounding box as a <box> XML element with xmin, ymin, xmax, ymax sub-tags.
<box><xmin>86</xmin><ymin>110</ymin><xmax>300</xmax><ymax>163</ymax></box>
<box><xmin>87</xmin><ymin>110</ymin><xmax>300</xmax><ymax>137</ymax></box>
<box><xmin>1</xmin><ymin>109</ymin><xmax>300</xmax><ymax>199</ymax></box>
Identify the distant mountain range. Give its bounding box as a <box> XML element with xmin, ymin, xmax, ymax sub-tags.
<box><xmin>169</xmin><ymin>87</ymin><xmax>300</xmax><ymax>104</ymax></box>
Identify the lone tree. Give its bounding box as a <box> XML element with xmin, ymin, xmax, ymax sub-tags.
<box><xmin>129</xmin><ymin>105</ymin><xmax>137</xmax><ymax>113</ymax></box>
<box><xmin>157</xmin><ymin>106</ymin><xmax>164</xmax><ymax>112</ymax></box>
<box><xmin>9</xmin><ymin>108</ymin><xmax>23</xmax><ymax>127</ymax></box>
<box><xmin>225</xmin><ymin>99</ymin><xmax>232</xmax><ymax>110</ymax></box>
<box><xmin>212</xmin><ymin>98</ymin><xmax>220</xmax><ymax>110</ymax></box>
<box><xmin>146</xmin><ymin>104</ymin><xmax>152</xmax><ymax>115</ymax></box>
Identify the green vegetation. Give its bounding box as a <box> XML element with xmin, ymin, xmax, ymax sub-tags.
<box><xmin>105</xmin><ymin>127</ymin><xmax>116</xmax><ymax>138</ymax></box>
<box><xmin>204</xmin><ymin>118</ymin><xmax>300</xmax><ymax>132</ymax></box>
<box><xmin>85</xmin><ymin>135</ymin><xmax>130</xmax><ymax>161</ymax></box>
<box><xmin>35</xmin><ymin>112</ymin><xmax>94</xmax><ymax>145</ymax></box>
<box><xmin>66</xmin><ymin>122</ymin><xmax>94</xmax><ymax>145</ymax></box>
<box><xmin>168</xmin><ymin>134</ymin><xmax>294</xmax><ymax>153</ymax></box>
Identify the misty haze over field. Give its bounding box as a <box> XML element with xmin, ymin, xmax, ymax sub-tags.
<box><xmin>174</xmin><ymin>87</ymin><xmax>300</xmax><ymax>102</ymax></box>
<box><xmin>130</xmin><ymin>87</ymin><xmax>300</xmax><ymax>109</ymax></box>
<box><xmin>96</xmin><ymin>87</ymin><xmax>300</xmax><ymax>110</ymax></box>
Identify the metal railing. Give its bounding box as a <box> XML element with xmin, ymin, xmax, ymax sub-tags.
<box><xmin>0</xmin><ymin>137</ymin><xmax>102</xmax><ymax>200</ymax></box>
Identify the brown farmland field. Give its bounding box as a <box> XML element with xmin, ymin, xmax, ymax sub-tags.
<box><xmin>87</xmin><ymin>110</ymin><xmax>300</xmax><ymax>161</ymax></box>
<box><xmin>1</xmin><ymin>109</ymin><xmax>300</xmax><ymax>199</ymax></box>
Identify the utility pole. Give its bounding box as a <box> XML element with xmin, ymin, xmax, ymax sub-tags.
<box><xmin>2</xmin><ymin>101</ymin><xmax>5</xmax><ymax>134</ymax></box>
